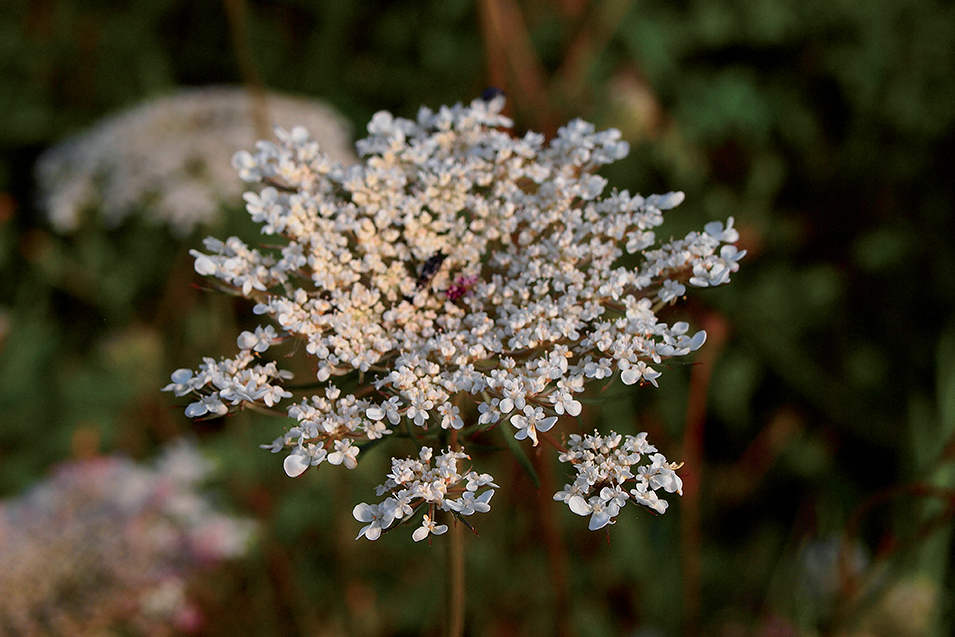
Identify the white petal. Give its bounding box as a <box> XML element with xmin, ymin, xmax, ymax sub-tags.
<box><xmin>194</xmin><ymin>255</ymin><xmax>217</xmax><ymax>276</ymax></box>
<box><xmin>620</xmin><ymin>369</ymin><xmax>641</xmax><ymax>386</ymax></box>
<box><xmin>588</xmin><ymin>510</ymin><xmax>613</xmax><ymax>531</ymax></box>
<box><xmin>237</xmin><ymin>331</ymin><xmax>257</xmax><ymax>350</ymax></box>
<box><xmin>170</xmin><ymin>368</ymin><xmax>194</xmax><ymax>384</ymax></box>
<box><xmin>565</xmin><ymin>400</ymin><xmax>582</xmax><ymax>417</ymax></box>
<box><xmin>568</xmin><ymin>495</ymin><xmax>591</xmax><ymax>516</ymax></box>
<box><xmin>652</xmin><ymin>191</ymin><xmax>685</xmax><ymax>210</ymax></box>
<box><xmin>184</xmin><ymin>401</ymin><xmax>209</xmax><ymax>418</ymax></box>
<box><xmin>352</xmin><ymin>503</ymin><xmax>374</xmax><ymax>522</ymax></box>
<box><xmin>538</xmin><ymin>416</ymin><xmax>558</xmax><ymax>433</ymax></box>
<box><xmin>284</xmin><ymin>453</ymin><xmax>310</xmax><ymax>478</ymax></box>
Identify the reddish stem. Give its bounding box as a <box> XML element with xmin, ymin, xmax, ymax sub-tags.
<box><xmin>681</xmin><ymin>312</ymin><xmax>729</xmax><ymax>637</ymax></box>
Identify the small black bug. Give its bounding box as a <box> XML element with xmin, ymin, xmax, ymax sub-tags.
<box><xmin>481</xmin><ymin>87</ymin><xmax>506</xmax><ymax>102</ymax></box>
<box><xmin>416</xmin><ymin>252</ymin><xmax>447</xmax><ymax>289</ymax></box>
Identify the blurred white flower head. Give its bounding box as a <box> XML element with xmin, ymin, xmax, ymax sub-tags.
<box><xmin>164</xmin><ymin>94</ymin><xmax>745</xmax><ymax>539</ymax></box>
<box><xmin>0</xmin><ymin>440</ymin><xmax>256</xmax><ymax>635</ymax></box>
<box><xmin>35</xmin><ymin>86</ymin><xmax>357</xmax><ymax>236</ymax></box>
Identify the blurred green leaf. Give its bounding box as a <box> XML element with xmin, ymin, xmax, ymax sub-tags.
<box><xmin>499</xmin><ymin>421</ymin><xmax>540</xmax><ymax>489</ymax></box>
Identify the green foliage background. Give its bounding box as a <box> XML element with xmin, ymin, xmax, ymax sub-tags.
<box><xmin>1</xmin><ymin>0</ymin><xmax>954</xmax><ymax>635</ymax></box>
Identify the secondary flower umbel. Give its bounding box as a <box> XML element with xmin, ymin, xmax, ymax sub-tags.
<box><xmin>554</xmin><ymin>431</ymin><xmax>683</xmax><ymax>530</ymax></box>
<box><xmin>164</xmin><ymin>95</ymin><xmax>744</xmax><ymax>539</ymax></box>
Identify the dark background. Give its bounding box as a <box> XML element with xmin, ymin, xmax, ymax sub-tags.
<box><xmin>1</xmin><ymin>0</ymin><xmax>954</xmax><ymax>635</ymax></box>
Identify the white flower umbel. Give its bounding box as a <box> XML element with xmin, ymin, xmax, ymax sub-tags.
<box><xmin>554</xmin><ymin>431</ymin><xmax>683</xmax><ymax>530</ymax></box>
<box><xmin>352</xmin><ymin>446</ymin><xmax>496</xmax><ymax>541</ymax></box>
<box><xmin>164</xmin><ymin>95</ymin><xmax>744</xmax><ymax>538</ymax></box>
<box><xmin>0</xmin><ymin>440</ymin><xmax>255</xmax><ymax>634</ymax></box>
<box><xmin>35</xmin><ymin>86</ymin><xmax>357</xmax><ymax>236</ymax></box>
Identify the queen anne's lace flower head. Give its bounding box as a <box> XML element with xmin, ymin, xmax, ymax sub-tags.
<box><xmin>35</xmin><ymin>86</ymin><xmax>356</xmax><ymax>236</ymax></box>
<box><xmin>164</xmin><ymin>94</ymin><xmax>744</xmax><ymax>539</ymax></box>
<box><xmin>0</xmin><ymin>441</ymin><xmax>255</xmax><ymax>634</ymax></box>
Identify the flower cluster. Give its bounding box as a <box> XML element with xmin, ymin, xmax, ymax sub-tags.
<box><xmin>353</xmin><ymin>447</ymin><xmax>498</xmax><ymax>541</ymax></box>
<box><xmin>164</xmin><ymin>95</ymin><xmax>744</xmax><ymax>538</ymax></box>
<box><xmin>35</xmin><ymin>86</ymin><xmax>356</xmax><ymax>236</ymax></box>
<box><xmin>554</xmin><ymin>430</ymin><xmax>683</xmax><ymax>530</ymax></box>
<box><xmin>0</xmin><ymin>441</ymin><xmax>255</xmax><ymax>635</ymax></box>
<box><xmin>165</xmin><ymin>345</ymin><xmax>293</xmax><ymax>419</ymax></box>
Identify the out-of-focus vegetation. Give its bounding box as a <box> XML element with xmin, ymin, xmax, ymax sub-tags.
<box><xmin>1</xmin><ymin>0</ymin><xmax>953</xmax><ymax>635</ymax></box>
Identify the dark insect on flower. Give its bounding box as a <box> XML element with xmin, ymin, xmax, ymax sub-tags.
<box><xmin>416</xmin><ymin>252</ymin><xmax>447</xmax><ymax>289</ymax></box>
<box><xmin>481</xmin><ymin>87</ymin><xmax>506</xmax><ymax>102</ymax></box>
